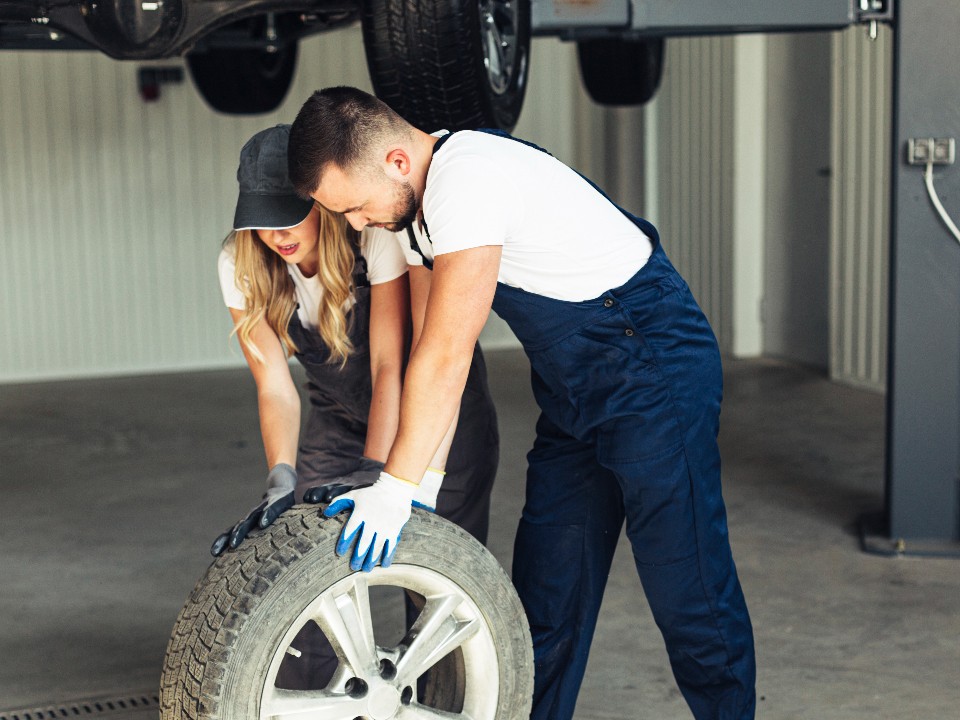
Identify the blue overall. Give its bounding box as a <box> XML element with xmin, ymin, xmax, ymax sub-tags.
<box><xmin>422</xmin><ymin>131</ymin><xmax>756</xmax><ymax>719</ymax></box>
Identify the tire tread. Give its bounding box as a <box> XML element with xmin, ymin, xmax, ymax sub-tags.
<box><xmin>159</xmin><ymin>506</ymin><xmax>532</xmax><ymax>718</ymax></box>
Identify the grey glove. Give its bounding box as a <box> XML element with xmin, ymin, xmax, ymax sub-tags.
<box><xmin>210</xmin><ymin>463</ymin><xmax>297</xmax><ymax>556</ymax></box>
<box><xmin>302</xmin><ymin>457</ymin><xmax>384</xmax><ymax>504</ymax></box>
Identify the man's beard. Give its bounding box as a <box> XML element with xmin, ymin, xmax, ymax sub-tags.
<box><xmin>382</xmin><ymin>179</ymin><xmax>419</xmax><ymax>233</ymax></box>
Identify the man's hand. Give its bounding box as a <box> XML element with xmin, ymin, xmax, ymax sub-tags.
<box><xmin>210</xmin><ymin>463</ymin><xmax>297</xmax><ymax>556</ymax></box>
<box><xmin>302</xmin><ymin>457</ymin><xmax>384</xmax><ymax>504</ymax></box>
<box><xmin>323</xmin><ymin>471</ymin><xmax>418</xmax><ymax>572</ymax></box>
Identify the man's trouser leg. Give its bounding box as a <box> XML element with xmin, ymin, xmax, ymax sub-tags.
<box><xmin>513</xmin><ymin>412</ymin><xmax>624</xmax><ymax>720</ymax></box>
<box><xmin>599</xmin><ymin>278</ymin><xmax>755</xmax><ymax>719</ymax></box>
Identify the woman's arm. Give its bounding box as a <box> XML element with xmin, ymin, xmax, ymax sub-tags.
<box><xmin>209</xmin><ymin>308</ymin><xmax>301</xmax><ymax>557</ymax></box>
<box><xmin>408</xmin><ymin>265</ymin><xmax>460</xmax><ymax>471</ymax></box>
<box><xmin>364</xmin><ymin>274</ymin><xmax>410</xmax><ymax>462</ymax></box>
<box><xmin>229</xmin><ymin>307</ymin><xmax>300</xmax><ymax>468</ymax></box>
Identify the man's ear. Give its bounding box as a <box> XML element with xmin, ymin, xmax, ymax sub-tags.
<box><xmin>384</xmin><ymin>147</ymin><xmax>412</xmax><ymax>178</ymax></box>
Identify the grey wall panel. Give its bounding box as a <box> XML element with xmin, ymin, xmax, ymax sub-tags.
<box><xmin>571</xmin><ymin>98</ymin><xmax>648</xmax><ymax>218</ymax></box>
<box><xmin>0</xmin><ymin>31</ymin><xmax>583</xmax><ymax>381</ymax></box>
<box><xmin>655</xmin><ymin>35</ymin><xmax>735</xmax><ymax>352</ymax></box>
<box><xmin>829</xmin><ymin>26</ymin><xmax>891</xmax><ymax>391</ymax></box>
<box><xmin>762</xmin><ymin>32</ymin><xmax>832</xmax><ymax>369</ymax></box>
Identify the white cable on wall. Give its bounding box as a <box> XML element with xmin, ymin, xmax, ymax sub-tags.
<box><xmin>924</xmin><ymin>162</ymin><xmax>960</xmax><ymax>244</ymax></box>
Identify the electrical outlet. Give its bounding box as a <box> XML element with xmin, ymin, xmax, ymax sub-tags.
<box><xmin>933</xmin><ymin>138</ymin><xmax>955</xmax><ymax>165</ymax></box>
<box><xmin>908</xmin><ymin>138</ymin><xmax>956</xmax><ymax>165</ymax></box>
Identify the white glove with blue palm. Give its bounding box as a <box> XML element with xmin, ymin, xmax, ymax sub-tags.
<box><xmin>412</xmin><ymin>468</ymin><xmax>445</xmax><ymax>511</ymax></box>
<box><xmin>324</xmin><ymin>471</ymin><xmax>419</xmax><ymax>572</ymax></box>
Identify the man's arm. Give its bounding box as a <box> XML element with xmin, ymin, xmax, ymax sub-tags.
<box><xmin>407</xmin><ymin>265</ymin><xmax>458</xmax><ymax>472</ymax></box>
<box><xmin>385</xmin><ymin>244</ymin><xmax>502</xmax><ymax>483</ymax></box>
<box><xmin>323</xmin><ymin>244</ymin><xmax>501</xmax><ymax>572</ymax></box>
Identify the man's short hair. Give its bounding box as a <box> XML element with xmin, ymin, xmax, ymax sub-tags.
<box><xmin>288</xmin><ymin>86</ymin><xmax>409</xmax><ymax>197</ymax></box>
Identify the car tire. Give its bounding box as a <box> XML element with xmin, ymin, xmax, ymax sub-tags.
<box><xmin>361</xmin><ymin>0</ymin><xmax>531</xmax><ymax>131</ymax></box>
<box><xmin>187</xmin><ymin>40</ymin><xmax>297</xmax><ymax>115</ymax></box>
<box><xmin>577</xmin><ymin>36</ymin><xmax>665</xmax><ymax>106</ymax></box>
<box><xmin>159</xmin><ymin>505</ymin><xmax>533</xmax><ymax>719</ymax></box>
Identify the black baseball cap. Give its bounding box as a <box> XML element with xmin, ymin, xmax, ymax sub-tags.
<box><xmin>233</xmin><ymin>124</ymin><xmax>315</xmax><ymax>231</ymax></box>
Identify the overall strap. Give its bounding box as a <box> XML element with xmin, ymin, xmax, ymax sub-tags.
<box><xmin>406</xmin><ymin>226</ymin><xmax>432</xmax><ymax>270</ymax></box>
<box><xmin>408</xmin><ymin>131</ymin><xmax>460</xmax><ymax>270</ymax></box>
<box><xmin>350</xmin><ymin>233</ymin><xmax>370</xmax><ymax>288</ymax></box>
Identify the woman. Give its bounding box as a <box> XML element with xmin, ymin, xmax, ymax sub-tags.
<box><xmin>212</xmin><ymin>124</ymin><xmax>499</xmax><ymax>559</ymax></box>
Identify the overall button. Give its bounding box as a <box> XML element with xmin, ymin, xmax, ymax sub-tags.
<box><xmin>625</xmin><ymin>329</ymin><xmax>635</xmax><ymax>337</ymax></box>
<box><xmin>603</xmin><ymin>298</ymin><xmax>614</xmax><ymax>308</ymax></box>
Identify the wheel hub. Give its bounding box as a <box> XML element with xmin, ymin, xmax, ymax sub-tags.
<box><xmin>366</xmin><ymin>683</ymin><xmax>402</xmax><ymax>719</ymax></box>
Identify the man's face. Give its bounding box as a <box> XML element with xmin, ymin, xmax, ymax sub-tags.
<box><xmin>312</xmin><ymin>164</ymin><xmax>418</xmax><ymax>233</ymax></box>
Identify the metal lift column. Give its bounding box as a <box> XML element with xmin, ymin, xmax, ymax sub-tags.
<box><xmin>883</xmin><ymin>0</ymin><xmax>960</xmax><ymax>552</ymax></box>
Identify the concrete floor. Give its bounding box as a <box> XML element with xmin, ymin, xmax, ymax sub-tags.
<box><xmin>1</xmin><ymin>348</ymin><xmax>958</xmax><ymax>718</ymax></box>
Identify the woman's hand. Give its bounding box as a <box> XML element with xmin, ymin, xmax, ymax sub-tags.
<box><xmin>302</xmin><ymin>457</ymin><xmax>385</xmax><ymax>504</ymax></box>
<box><xmin>303</xmin><ymin>460</ymin><xmax>444</xmax><ymax>511</ymax></box>
<box><xmin>210</xmin><ymin>463</ymin><xmax>297</xmax><ymax>556</ymax></box>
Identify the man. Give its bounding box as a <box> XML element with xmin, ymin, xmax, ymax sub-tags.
<box><xmin>288</xmin><ymin>86</ymin><xmax>756</xmax><ymax>720</ymax></box>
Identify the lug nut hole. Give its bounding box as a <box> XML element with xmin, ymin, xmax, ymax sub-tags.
<box><xmin>379</xmin><ymin>658</ymin><xmax>398</xmax><ymax>680</ymax></box>
<box><xmin>345</xmin><ymin>677</ymin><xmax>368</xmax><ymax>698</ymax></box>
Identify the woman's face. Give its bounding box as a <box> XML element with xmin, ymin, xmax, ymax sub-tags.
<box><xmin>255</xmin><ymin>205</ymin><xmax>320</xmax><ymax>270</ymax></box>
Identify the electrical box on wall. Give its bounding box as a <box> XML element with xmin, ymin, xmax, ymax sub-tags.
<box><xmin>907</xmin><ymin>137</ymin><xmax>956</xmax><ymax>165</ymax></box>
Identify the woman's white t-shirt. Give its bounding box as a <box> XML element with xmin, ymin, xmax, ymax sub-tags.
<box><xmin>382</xmin><ymin>130</ymin><xmax>653</xmax><ymax>302</ymax></box>
<box><xmin>217</xmin><ymin>228</ymin><xmax>408</xmax><ymax>329</ymax></box>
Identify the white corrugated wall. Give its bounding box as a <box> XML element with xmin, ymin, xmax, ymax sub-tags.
<box><xmin>654</xmin><ymin>36</ymin><xmax>736</xmax><ymax>352</ymax></box>
<box><xmin>829</xmin><ymin>25</ymin><xmax>891</xmax><ymax>391</ymax></box>
<box><xmin>1</xmin><ymin>26</ymin><xmax>891</xmax><ymax>384</ymax></box>
<box><xmin>0</xmin><ymin>30</ymin><xmax>579</xmax><ymax>382</ymax></box>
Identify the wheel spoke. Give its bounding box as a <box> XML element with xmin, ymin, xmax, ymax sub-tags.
<box><xmin>311</xmin><ymin>574</ymin><xmax>380</xmax><ymax>678</ymax></box>
<box><xmin>395</xmin><ymin>593</ymin><xmax>482</xmax><ymax>686</ymax></box>
<box><xmin>261</xmin><ymin>688</ymin><xmax>364</xmax><ymax>719</ymax></box>
<box><xmin>489</xmin><ymin>30</ymin><xmax>507</xmax><ymax>75</ymax></box>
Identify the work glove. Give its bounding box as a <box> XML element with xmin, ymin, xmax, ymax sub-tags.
<box><xmin>411</xmin><ymin>467</ymin><xmax>444</xmax><ymax>512</ymax></box>
<box><xmin>302</xmin><ymin>456</ymin><xmax>385</xmax><ymax>504</ymax></box>
<box><xmin>323</xmin><ymin>471</ymin><xmax>418</xmax><ymax>572</ymax></box>
<box><xmin>304</xmin><ymin>459</ymin><xmax>444</xmax><ymax>512</ymax></box>
<box><xmin>210</xmin><ymin>463</ymin><xmax>297</xmax><ymax>556</ymax></box>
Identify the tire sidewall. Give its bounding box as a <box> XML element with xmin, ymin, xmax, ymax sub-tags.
<box><xmin>210</xmin><ymin>508</ymin><xmax>531</xmax><ymax>718</ymax></box>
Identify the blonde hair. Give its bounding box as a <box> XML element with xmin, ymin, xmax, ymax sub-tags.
<box><xmin>228</xmin><ymin>204</ymin><xmax>358</xmax><ymax>365</ymax></box>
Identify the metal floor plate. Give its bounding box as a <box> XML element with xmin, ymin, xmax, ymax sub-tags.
<box><xmin>0</xmin><ymin>691</ymin><xmax>158</xmax><ymax>720</ymax></box>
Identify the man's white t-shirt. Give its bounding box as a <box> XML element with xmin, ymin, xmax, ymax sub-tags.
<box><xmin>217</xmin><ymin>228</ymin><xmax>408</xmax><ymax>329</ymax></box>
<box><xmin>391</xmin><ymin>130</ymin><xmax>653</xmax><ymax>302</ymax></box>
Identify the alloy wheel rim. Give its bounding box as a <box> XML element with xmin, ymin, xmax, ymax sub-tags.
<box><xmin>259</xmin><ymin>564</ymin><xmax>500</xmax><ymax>719</ymax></box>
<box><xmin>479</xmin><ymin>0</ymin><xmax>525</xmax><ymax>96</ymax></box>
